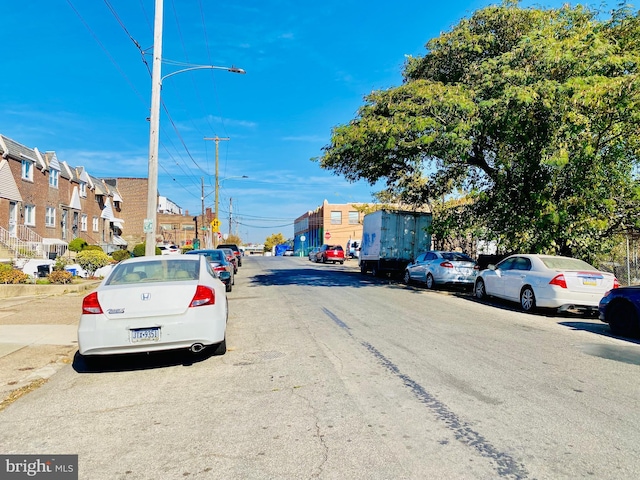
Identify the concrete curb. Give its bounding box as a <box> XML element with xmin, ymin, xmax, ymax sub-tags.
<box><xmin>0</xmin><ymin>281</ymin><xmax>101</xmax><ymax>299</ymax></box>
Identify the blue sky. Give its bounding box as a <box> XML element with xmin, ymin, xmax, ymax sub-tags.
<box><xmin>0</xmin><ymin>0</ymin><xmax>620</xmax><ymax>244</ymax></box>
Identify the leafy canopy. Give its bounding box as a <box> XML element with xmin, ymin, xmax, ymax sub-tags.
<box><xmin>318</xmin><ymin>2</ymin><xmax>640</xmax><ymax>261</ymax></box>
<box><xmin>264</xmin><ymin>233</ymin><xmax>287</xmax><ymax>252</ymax></box>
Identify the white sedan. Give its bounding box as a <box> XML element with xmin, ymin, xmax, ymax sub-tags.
<box><xmin>78</xmin><ymin>255</ymin><xmax>228</xmax><ymax>361</ymax></box>
<box><xmin>474</xmin><ymin>254</ymin><xmax>619</xmax><ymax>313</ymax></box>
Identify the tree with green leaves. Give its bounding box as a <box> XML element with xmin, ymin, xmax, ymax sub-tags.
<box><xmin>318</xmin><ymin>2</ymin><xmax>640</xmax><ymax>263</ymax></box>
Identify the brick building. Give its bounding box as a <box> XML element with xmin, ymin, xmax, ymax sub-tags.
<box><xmin>0</xmin><ymin>133</ymin><xmax>203</xmax><ymax>260</ymax></box>
<box><xmin>293</xmin><ymin>200</ymin><xmax>365</xmax><ymax>255</ymax></box>
<box><xmin>0</xmin><ymin>134</ymin><xmax>129</xmax><ymax>259</ymax></box>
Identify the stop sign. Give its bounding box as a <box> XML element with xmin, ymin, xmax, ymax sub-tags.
<box><xmin>324</xmin><ymin>232</ymin><xmax>331</xmax><ymax>240</ymax></box>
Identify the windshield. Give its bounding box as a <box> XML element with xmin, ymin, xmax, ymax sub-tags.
<box><xmin>540</xmin><ymin>257</ymin><xmax>596</xmax><ymax>271</ymax></box>
<box><xmin>106</xmin><ymin>259</ymin><xmax>200</xmax><ymax>284</ymax></box>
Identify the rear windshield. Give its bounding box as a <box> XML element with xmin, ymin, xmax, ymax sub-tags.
<box><xmin>329</xmin><ymin>245</ymin><xmax>343</xmax><ymax>250</ymax></box>
<box><xmin>106</xmin><ymin>259</ymin><xmax>200</xmax><ymax>285</ymax></box>
<box><xmin>540</xmin><ymin>257</ymin><xmax>596</xmax><ymax>271</ymax></box>
<box><xmin>441</xmin><ymin>252</ymin><xmax>473</xmax><ymax>262</ymax></box>
<box><xmin>186</xmin><ymin>250</ymin><xmax>225</xmax><ymax>262</ymax></box>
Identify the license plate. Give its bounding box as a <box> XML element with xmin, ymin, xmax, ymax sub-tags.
<box><xmin>130</xmin><ymin>327</ymin><xmax>160</xmax><ymax>343</ymax></box>
<box><xmin>582</xmin><ymin>279</ymin><xmax>597</xmax><ymax>286</ymax></box>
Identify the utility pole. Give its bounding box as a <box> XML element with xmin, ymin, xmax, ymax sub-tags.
<box><xmin>144</xmin><ymin>0</ymin><xmax>164</xmax><ymax>256</ymax></box>
<box><xmin>201</xmin><ymin>177</ymin><xmax>206</xmax><ymax>248</ymax></box>
<box><xmin>229</xmin><ymin>197</ymin><xmax>233</xmax><ymax>237</ymax></box>
<box><xmin>203</xmin><ymin>136</ymin><xmax>229</xmax><ymax>247</ymax></box>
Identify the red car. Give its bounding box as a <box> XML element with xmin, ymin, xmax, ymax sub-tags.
<box><xmin>315</xmin><ymin>245</ymin><xmax>345</xmax><ymax>264</ymax></box>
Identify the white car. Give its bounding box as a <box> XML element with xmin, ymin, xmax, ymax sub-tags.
<box><xmin>78</xmin><ymin>255</ymin><xmax>228</xmax><ymax>362</ymax></box>
<box><xmin>474</xmin><ymin>254</ymin><xmax>619</xmax><ymax>313</ymax></box>
<box><xmin>157</xmin><ymin>244</ymin><xmax>181</xmax><ymax>255</ymax></box>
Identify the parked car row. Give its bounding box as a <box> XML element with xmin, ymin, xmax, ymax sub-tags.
<box><xmin>77</xmin><ymin>244</ymin><xmax>245</xmax><ymax>364</ymax></box>
<box><xmin>402</xmin><ymin>251</ymin><xmax>632</xmax><ymax>338</ymax></box>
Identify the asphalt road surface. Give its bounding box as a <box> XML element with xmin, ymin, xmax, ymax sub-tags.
<box><xmin>1</xmin><ymin>255</ymin><xmax>639</xmax><ymax>479</ymax></box>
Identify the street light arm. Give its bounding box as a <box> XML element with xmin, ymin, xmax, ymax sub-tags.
<box><xmin>161</xmin><ymin>65</ymin><xmax>246</xmax><ymax>82</ymax></box>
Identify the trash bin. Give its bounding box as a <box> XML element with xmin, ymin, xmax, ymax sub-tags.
<box><xmin>37</xmin><ymin>265</ymin><xmax>50</xmax><ymax>278</ymax></box>
<box><xmin>66</xmin><ymin>268</ymin><xmax>77</xmax><ymax>276</ymax></box>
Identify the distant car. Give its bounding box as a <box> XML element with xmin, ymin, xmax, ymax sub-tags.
<box><xmin>599</xmin><ymin>286</ymin><xmax>640</xmax><ymax>337</ymax></box>
<box><xmin>474</xmin><ymin>254</ymin><xmax>619</xmax><ymax>313</ymax></box>
<box><xmin>404</xmin><ymin>251</ymin><xmax>478</xmax><ymax>289</ymax></box>
<box><xmin>157</xmin><ymin>244</ymin><xmax>180</xmax><ymax>255</ymax></box>
<box><xmin>346</xmin><ymin>239</ymin><xmax>361</xmax><ymax>259</ymax></box>
<box><xmin>185</xmin><ymin>249</ymin><xmax>235</xmax><ymax>292</ymax></box>
<box><xmin>283</xmin><ymin>248</ymin><xmax>294</xmax><ymax>256</ymax></box>
<box><xmin>77</xmin><ymin>255</ymin><xmax>228</xmax><ymax>362</ymax></box>
<box><xmin>219</xmin><ymin>248</ymin><xmax>238</xmax><ymax>274</ymax></box>
<box><xmin>315</xmin><ymin>245</ymin><xmax>345</xmax><ymax>264</ymax></box>
<box><xmin>308</xmin><ymin>248</ymin><xmax>320</xmax><ymax>261</ymax></box>
<box><xmin>217</xmin><ymin>244</ymin><xmax>242</xmax><ymax>267</ymax></box>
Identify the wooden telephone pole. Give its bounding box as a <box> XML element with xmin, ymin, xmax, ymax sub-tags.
<box><xmin>203</xmin><ymin>136</ymin><xmax>229</xmax><ymax>247</ymax></box>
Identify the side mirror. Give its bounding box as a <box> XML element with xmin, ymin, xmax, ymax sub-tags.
<box><xmin>488</xmin><ymin>264</ymin><xmax>496</xmax><ymax>271</ymax></box>
<box><xmin>218</xmin><ymin>271</ymin><xmax>231</xmax><ymax>282</ymax></box>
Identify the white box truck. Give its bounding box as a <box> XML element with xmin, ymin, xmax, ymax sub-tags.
<box><xmin>359</xmin><ymin>209</ymin><xmax>432</xmax><ymax>277</ymax></box>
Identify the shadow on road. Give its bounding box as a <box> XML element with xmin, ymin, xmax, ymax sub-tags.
<box><xmin>72</xmin><ymin>348</ymin><xmax>218</xmax><ymax>374</ymax></box>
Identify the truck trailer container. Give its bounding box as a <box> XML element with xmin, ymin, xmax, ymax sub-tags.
<box><xmin>359</xmin><ymin>209</ymin><xmax>432</xmax><ymax>277</ymax></box>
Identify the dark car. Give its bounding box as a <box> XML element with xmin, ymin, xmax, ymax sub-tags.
<box><xmin>185</xmin><ymin>249</ymin><xmax>234</xmax><ymax>292</ymax></box>
<box><xmin>218</xmin><ymin>244</ymin><xmax>242</xmax><ymax>267</ymax></box>
<box><xmin>315</xmin><ymin>245</ymin><xmax>345</xmax><ymax>264</ymax></box>
<box><xmin>599</xmin><ymin>285</ymin><xmax>639</xmax><ymax>337</ymax></box>
<box><xmin>220</xmin><ymin>247</ymin><xmax>238</xmax><ymax>274</ymax></box>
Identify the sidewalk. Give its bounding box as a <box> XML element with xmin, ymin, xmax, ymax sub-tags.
<box><xmin>0</xmin><ymin>282</ymin><xmax>99</xmax><ymax>409</ymax></box>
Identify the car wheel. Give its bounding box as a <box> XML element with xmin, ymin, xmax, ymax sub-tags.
<box><xmin>426</xmin><ymin>273</ymin><xmax>435</xmax><ymax>290</ymax></box>
<box><xmin>211</xmin><ymin>337</ymin><xmax>227</xmax><ymax>356</ymax></box>
<box><xmin>474</xmin><ymin>279</ymin><xmax>486</xmax><ymax>299</ymax></box>
<box><xmin>339</xmin><ymin>261</ymin><xmax>344</xmax><ymax>265</ymax></box>
<box><xmin>360</xmin><ymin>263</ymin><xmax>367</xmax><ymax>275</ymax></box>
<box><xmin>322</xmin><ymin>256</ymin><xmax>327</xmax><ymax>263</ymax></box>
<box><xmin>371</xmin><ymin>265</ymin><xmax>378</xmax><ymax>277</ymax></box>
<box><xmin>520</xmin><ymin>286</ymin><xmax>536</xmax><ymax>312</ymax></box>
<box><xmin>226</xmin><ymin>282</ymin><xmax>232</xmax><ymax>293</ymax></box>
<box><xmin>607</xmin><ymin>300</ymin><xmax>640</xmax><ymax>337</ymax></box>
<box><xmin>403</xmin><ymin>270</ymin><xmax>411</xmax><ymax>285</ymax></box>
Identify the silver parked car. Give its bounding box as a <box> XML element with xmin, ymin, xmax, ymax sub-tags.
<box><xmin>403</xmin><ymin>251</ymin><xmax>478</xmax><ymax>289</ymax></box>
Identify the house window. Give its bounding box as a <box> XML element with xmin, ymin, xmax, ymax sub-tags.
<box><xmin>45</xmin><ymin>207</ymin><xmax>56</xmax><ymax>227</ymax></box>
<box><xmin>24</xmin><ymin>205</ymin><xmax>35</xmax><ymax>226</ymax></box>
<box><xmin>330</xmin><ymin>211</ymin><xmax>342</xmax><ymax>225</ymax></box>
<box><xmin>21</xmin><ymin>160</ymin><xmax>34</xmax><ymax>181</ymax></box>
<box><xmin>80</xmin><ymin>182</ymin><xmax>87</xmax><ymax>197</ymax></box>
<box><xmin>49</xmin><ymin>169</ymin><xmax>59</xmax><ymax>188</ymax></box>
<box><xmin>81</xmin><ymin>214</ymin><xmax>88</xmax><ymax>232</ymax></box>
<box><xmin>348</xmin><ymin>211</ymin><xmax>359</xmax><ymax>225</ymax></box>
<box><xmin>92</xmin><ymin>216</ymin><xmax>99</xmax><ymax>232</ymax></box>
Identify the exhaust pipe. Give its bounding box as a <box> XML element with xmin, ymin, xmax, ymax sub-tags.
<box><xmin>190</xmin><ymin>343</ymin><xmax>205</xmax><ymax>354</ymax></box>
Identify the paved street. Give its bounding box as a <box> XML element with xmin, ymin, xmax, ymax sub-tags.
<box><xmin>1</xmin><ymin>256</ymin><xmax>640</xmax><ymax>479</ymax></box>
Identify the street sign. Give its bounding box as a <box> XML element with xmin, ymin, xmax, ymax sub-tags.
<box><xmin>211</xmin><ymin>219</ymin><xmax>220</xmax><ymax>231</ymax></box>
<box><xmin>300</xmin><ymin>235</ymin><xmax>306</xmax><ymax>242</ymax></box>
<box><xmin>143</xmin><ymin>219</ymin><xmax>154</xmax><ymax>234</ymax></box>
<box><xmin>325</xmin><ymin>232</ymin><xmax>331</xmax><ymax>240</ymax></box>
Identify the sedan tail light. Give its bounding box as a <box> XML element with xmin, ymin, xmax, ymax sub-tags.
<box><xmin>613</xmin><ymin>278</ymin><xmax>620</xmax><ymax>289</ymax></box>
<box><xmin>190</xmin><ymin>285</ymin><xmax>216</xmax><ymax>307</ymax></box>
<box><xmin>82</xmin><ymin>292</ymin><xmax>103</xmax><ymax>314</ymax></box>
<box><xmin>549</xmin><ymin>274</ymin><xmax>567</xmax><ymax>289</ymax></box>
<box><xmin>440</xmin><ymin>262</ymin><xmax>453</xmax><ymax>268</ymax></box>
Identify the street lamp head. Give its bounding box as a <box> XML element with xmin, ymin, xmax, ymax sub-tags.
<box><xmin>228</xmin><ymin>66</ymin><xmax>246</xmax><ymax>74</ymax></box>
